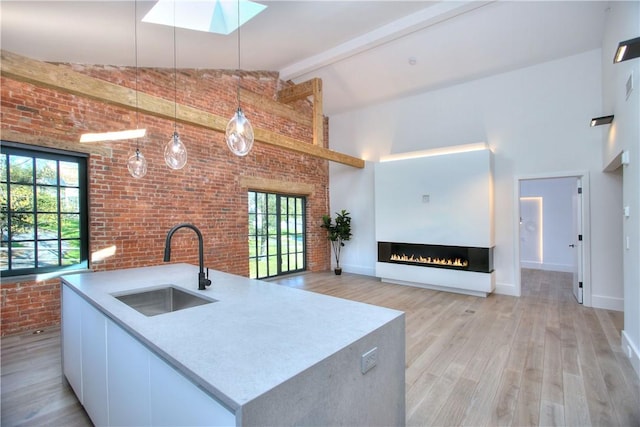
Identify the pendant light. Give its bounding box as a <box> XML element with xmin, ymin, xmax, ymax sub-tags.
<box><xmin>225</xmin><ymin>0</ymin><xmax>254</xmax><ymax>157</ymax></box>
<box><xmin>127</xmin><ymin>0</ymin><xmax>148</xmax><ymax>179</ymax></box>
<box><xmin>164</xmin><ymin>0</ymin><xmax>187</xmax><ymax>169</ymax></box>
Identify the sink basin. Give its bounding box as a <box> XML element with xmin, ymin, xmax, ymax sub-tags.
<box><xmin>114</xmin><ymin>286</ymin><xmax>216</xmax><ymax>317</ymax></box>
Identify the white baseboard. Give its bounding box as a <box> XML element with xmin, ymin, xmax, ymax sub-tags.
<box><xmin>342</xmin><ymin>264</ymin><xmax>375</xmax><ymax>277</ymax></box>
<box><xmin>495</xmin><ymin>282</ymin><xmax>520</xmax><ymax>297</ymax></box>
<box><xmin>381</xmin><ymin>278</ymin><xmax>490</xmax><ymax>297</ymax></box>
<box><xmin>591</xmin><ymin>294</ymin><xmax>624</xmax><ymax>311</ymax></box>
<box><xmin>622</xmin><ymin>330</ymin><xmax>640</xmax><ymax>380</ymax></box>
<box><xmin>520</xmin><ymin>261</ymin><xmax>572</xmax><ymax>273</ymax></box>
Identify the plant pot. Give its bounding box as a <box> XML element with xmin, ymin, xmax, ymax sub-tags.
<box><xmin>334</xmin><ymin>267</ymin><xmax>342</xmax><ymax>275</ymax></box>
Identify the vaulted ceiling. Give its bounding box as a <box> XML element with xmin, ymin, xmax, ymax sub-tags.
<box><xmin>1</xmin><ymin>1</ymin><xmax>609</xmax><ymax>115</ymax></box>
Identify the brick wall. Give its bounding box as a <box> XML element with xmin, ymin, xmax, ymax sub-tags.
<box><xmin>1</xmin><ymin>63</ymin><xmax>331</xmax><ymax>336</ymax></box>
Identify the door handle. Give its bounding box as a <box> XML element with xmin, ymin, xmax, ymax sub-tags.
<box><xmin>569</xmin><ymin>244</ymin><xmax>575</xmax><ymax>248</ymax></box>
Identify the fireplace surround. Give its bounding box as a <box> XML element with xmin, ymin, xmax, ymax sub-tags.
<box><xmin>374</xmin><ymin>145</ymin><xmax>495</xmax><ymax>296</ymax></box>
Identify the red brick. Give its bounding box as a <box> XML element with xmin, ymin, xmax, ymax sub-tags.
<box><xmin>1</xmin><ymin>65</ymin><xmax>331</xmax><ymax>336</ymax></box>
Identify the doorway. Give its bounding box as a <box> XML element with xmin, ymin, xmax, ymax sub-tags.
<box><xmin>248</xmin><ymin>191</ymin><xmax>306</xmax><ymax>279</ymax></box>
<box><xmin>516</xmin><ymin>173</ymin><xmax>589</xmax><ymax>304</ymax></box>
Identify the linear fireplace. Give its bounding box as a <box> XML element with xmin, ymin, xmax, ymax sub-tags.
<box><xmin>378</xmin><ymin>242</ymin><xmax>494</xmax><ymax>273</ymax></box>
<box><xmin>374</xmin><ymin>146</ymin><xmax>495</xmax><ymax>296</ymax></box>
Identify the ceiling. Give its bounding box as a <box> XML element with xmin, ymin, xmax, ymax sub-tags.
<box><xmin>1</xmin><ymin>1</ymin><xmax>610</xmax><ymax>116</ymax></box>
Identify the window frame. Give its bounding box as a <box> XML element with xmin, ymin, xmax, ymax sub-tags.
<box><xmin>1</xmin><ymin>141</ymin><xmax>89</xmax><ymax>278</ymax></box>
<box><xmin>248</xmin><ymin>191</ymin><xmax>306</xmax><ymax>279</ymax></box>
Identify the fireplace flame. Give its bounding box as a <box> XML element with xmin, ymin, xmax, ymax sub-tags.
<box><xmin>390</xmin><ymin>253</ymin><xmax>469</xmax><ymax>268</ymax></box>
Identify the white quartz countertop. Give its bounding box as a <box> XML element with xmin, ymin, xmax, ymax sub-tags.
<box><xmin>61</xmin><ymin>263</ymin><xmax>403</xmax><ymax>412</ymax></box>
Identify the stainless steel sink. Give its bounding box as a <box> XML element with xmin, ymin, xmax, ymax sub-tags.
<box><xmin>114</xmin><ymin>286</ymin><xmax>216</xmax><ymax>316</ymax></box>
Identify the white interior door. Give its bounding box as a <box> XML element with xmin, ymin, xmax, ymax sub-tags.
<box><xmin>571</xmin><ymin>178</ymin><xmax>583</xmax><ymax>303</ymax></box>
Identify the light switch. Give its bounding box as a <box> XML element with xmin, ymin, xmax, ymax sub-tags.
<box><xmin>624</xmin><ymin>206</ymin><xmax>630</xmax><ymax>218</ymax></box>
<box><xmin>422</xmin><ymin>195</ymin><xmax>430</xmax><ymax>203</ymax></box>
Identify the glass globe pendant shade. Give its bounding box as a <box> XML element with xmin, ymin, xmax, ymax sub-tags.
<box><xmin>127</xmin><ymin>148</ymin><xmax>148</xmax><ymax>179</ymax></box>
<box><xmin>225</xmin><ymin>107</ymin><xmax>254</xmax><ymax>156</ymax></box>
<box><xmin>164</xmin><ymin>131</ymin><xmax>187</xmax><ymax>169</ymax></box>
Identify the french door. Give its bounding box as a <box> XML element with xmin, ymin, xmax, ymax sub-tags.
<box><xmin>248</xmin><ymin>191</ymin><xmax>306</xmax><ymax>279</ymax></box>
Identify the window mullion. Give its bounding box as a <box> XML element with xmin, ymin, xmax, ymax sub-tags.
<box><xmin>31</xmin><ymin>157</ymin><xmax>39</xmax><ymax>269</ymax></box>
<box><xmin>275</xmin><ymin>195</ymin><xmax>282</xmax><ymax>275</ymax></box>
<box><xmin>57</xmin><ymin>160</ymin><xmax>62</xmax><ymax>267</ymax></box>
<box><xmin>5</xmin><ymin>154</ymin><xmax>12</xmax><ymax>271</ymax></box>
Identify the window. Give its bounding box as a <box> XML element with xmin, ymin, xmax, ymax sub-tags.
<box><xmin>1</xmin><ymin>142</ymin><xmax>88</xmax><ymax>277</ymax></box>
<box><xmin>248</xmin><ymin>191</ymin><xmax>305</xmax><ymax>279</ymax></box>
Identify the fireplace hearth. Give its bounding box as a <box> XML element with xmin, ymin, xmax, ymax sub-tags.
<box><xmin>378</xmin><ymin>242</ymin><xmax>493</xmax><ymax>273</ymax></box>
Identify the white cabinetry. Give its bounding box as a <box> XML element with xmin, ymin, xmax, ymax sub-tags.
<box><xmin>61</xmin><ymin>283</ymin><xmax>235</xmax><ymax>426</ymax></box>
<box><xmin>80</xmin><ymin>301</ymin><xmax>108</xmax><ymax>426</ymax></box>
<box><xmin>61</xmin><ymin>285</ymin><xmax>83</xmax><ymax>402</ymax></box>
<box><xmin>107</xmin><ymin>320</ymin><xmax>151</xmax><ymax>426</ymax></box>
<box><xmin>150</xmin><ymin>353</ymin><xmax>235</xmax><ymax>426</ymax></box>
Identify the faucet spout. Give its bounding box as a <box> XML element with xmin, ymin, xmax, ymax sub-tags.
<box><xmin>163</xmin><ymin>223</ymin><xmax>212</xmax><ymax>290</ymax></box>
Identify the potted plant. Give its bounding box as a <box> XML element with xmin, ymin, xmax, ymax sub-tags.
<box><xmin>321</xmin><ymin>209</ymin><xmax>352</xmax><ymax>275</ymax></box>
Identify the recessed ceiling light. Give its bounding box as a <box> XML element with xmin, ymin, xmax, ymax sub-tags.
<box><xmin>142</xmin><ymin>0</ymin><xmax>267</xmax><ymax>35</ymax></box>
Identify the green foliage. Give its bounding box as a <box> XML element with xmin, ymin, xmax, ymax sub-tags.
<box><xmin>320</xmin><ymin>209</ymin><xmax>352</xmax><ymax>269</ymax></box>
<box><xmin>1</xmin><ymin>154</ymin><xmax>81</xmax><ymax>268</ymax></box>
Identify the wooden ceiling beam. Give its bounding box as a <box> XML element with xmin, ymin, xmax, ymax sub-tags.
<box><xmin>278</xmin><ymin>78</ymin><xmax>324</xmax><ymax>147</ymax></box>
<box><xmin>0</xmin><ymin>50</ymin><xmax>364</xmax><ymax>168</ymax></box>
<box><xmin>277</xmin><ymin>79</ymin><xmax>316</xmax><ymax>103</ymax></box>
<box><xmin>240</xmin><ymin>88</ymin><xmax>311</xmax><ymax>127</ymax></box>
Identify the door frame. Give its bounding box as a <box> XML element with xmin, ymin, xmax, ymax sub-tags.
<box><xmin>513</xmin><ymin>171</ymin><xmax>591</xmax><ymax>306</ymax></box>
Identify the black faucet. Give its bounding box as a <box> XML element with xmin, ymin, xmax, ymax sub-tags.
<box><xmin>163</xmin><ymin>223</ymin><xmax>211</xmax><ymax>290</ymax></box>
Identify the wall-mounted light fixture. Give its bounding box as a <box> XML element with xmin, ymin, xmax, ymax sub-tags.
<box><xmin>614</xmin><ymin>36</ymin><xmax>640</xmax><ymax>63</ymax></box>
<box><xmin>590</xmin><ymin>115</ymin><xmax>614</xmax><ymax>127</ymax></box>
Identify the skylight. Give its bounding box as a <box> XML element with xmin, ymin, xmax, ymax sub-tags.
<box><xmin>142</xmin><ymin>0</ymin><xmax>267</xmax><ymax>35</ymax></box>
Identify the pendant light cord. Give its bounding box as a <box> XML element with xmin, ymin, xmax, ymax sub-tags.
<box><xmin>134</xmin><ymin>0</ymin><xmax>140</xmax><ymax>156</ymax></box>
<box><xmin>173</xmin><ymin>0</ymin><xmax>178</xmax><ymax>133</ymax></box>
<box><xmin>236</xmin><ymin>0</ymin><xmax>241</xmax><ymax>107</ymax></box>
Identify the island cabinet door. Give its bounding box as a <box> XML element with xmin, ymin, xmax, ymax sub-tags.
<box><xmin>106</xmin><ymin>319</ymin><xmax>151</xmax><ymax>426</ymax></box>
<box><xmin>61</xmin><ymin>285</ymin><xmax>83</xmax><ymax>403</ymax></box>
<box><xmin>80</xmin><ymin>299</ymin><xmax>109</xmax><ymax>427</ymax></box>
<box><xmin>149</xmin><ymin>353</ymin><xmax>235</xmax><ymax>426</ymax></box>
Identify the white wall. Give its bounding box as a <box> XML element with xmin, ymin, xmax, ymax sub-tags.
<box><xmin>329</xmin><ymin>49</ymin><xmax>623</xmax><ymax>307</ymax></box>
<box><xmin>374</xmin><ymin>149</ymin><xmax>493</xmax><ymax>247</ymax></box>
<box><xmin>601</xmin><ymin>1</ymin><xmax>640</xmax><ymax>377</ymax></box>
<box><xmin>519</xmin><ymin>177</ymin><xmax>576</xmax><ymax>272</ymax></box>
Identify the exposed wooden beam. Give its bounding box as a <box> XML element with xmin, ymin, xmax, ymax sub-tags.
<box><xmin>0</xmin><ymin>50</ymin><xmax>364</xmax><ymax>168</ymax></box>
<box><xmin>277</xmin><ymin>79</ymin><xmax>316</xmax><ymax>103</ymax></box>
<box><xmin>278</xmin><ymin>78</ymin><xmax>324</xmax><ymax>147</ymax></box>
<box><xmin>239</xmin><ymin>176</ymin><xmax>315</xmax><ymax>196</ymax></box>
<box><xmin>240</xmin><ymin>88</ymin><xmax>311</xmax><ymax>127</ymax></box>
<box><xmin>312</xmin><ymin>79</ymin><xmax>324</xmax><ymax>147</ymax></box>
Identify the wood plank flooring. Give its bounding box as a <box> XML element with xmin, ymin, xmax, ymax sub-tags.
<box><xmin>1</xmin><ymin>328</ymin><xmax>92</xmax><ymax>426</ymax></box>
<box><xmin>2</xmin><ymin>269</ymin><xmax>638</xmax><ymax>426</ymax></box>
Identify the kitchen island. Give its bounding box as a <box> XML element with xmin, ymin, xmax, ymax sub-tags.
<box><xmin>61</xmin><ymin>263</ymin><xmax>405</xmax><ymax>426</ymax></box>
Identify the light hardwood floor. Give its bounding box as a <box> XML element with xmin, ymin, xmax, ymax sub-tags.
<box><xmin>2</xmin><ymin>269</ymin><xmax>639</xmax><ymax>426</ymax></box>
